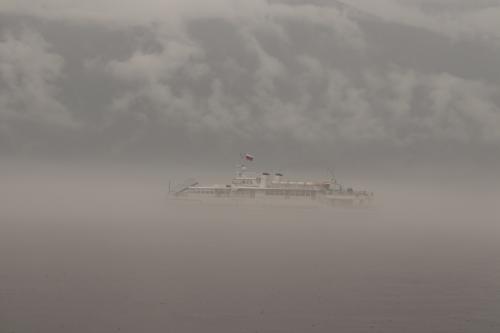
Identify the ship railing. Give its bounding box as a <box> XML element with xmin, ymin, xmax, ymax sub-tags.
<box><xmin>171</xmin><ymin>178</ymin><xmax>199</xmax><ymax>195</ymax></box>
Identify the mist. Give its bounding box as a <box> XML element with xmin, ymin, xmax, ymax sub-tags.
<box><xmin>2</xmin><ymin>0</ymin><xmax>500</xmax><ymax>332</ymax></box>
<box><xmin>1</xmin><ymin>162</ymin><xmax>499</xmax><ymax>332</ymax></box>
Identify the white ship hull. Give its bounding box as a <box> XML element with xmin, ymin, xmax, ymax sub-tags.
<box><xmin>171</xmin><ymin>192</ymin><xmax>373</xmax><ymax>208</ymax></box>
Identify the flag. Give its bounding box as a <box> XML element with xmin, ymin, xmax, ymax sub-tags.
<box><xmin>244</xmin><ymin>153</ymin><xmax>254</xmax><ymax>161</ymax></box>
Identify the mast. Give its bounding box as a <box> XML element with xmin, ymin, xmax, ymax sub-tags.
<box><xmin>236</xmin><ymin>163</ymin><xmax>247</xmax><ymax>177</ymax></box>
<box><xmin>237</xmin><ymin>153</ymin><xmax>254</xmax><ymax>177</ymax></box>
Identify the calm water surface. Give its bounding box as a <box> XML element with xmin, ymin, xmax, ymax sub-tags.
<box><xmin>1</xmin><ymin>175</ymin><xmax>499</xmax><ymax>332</ymax></box>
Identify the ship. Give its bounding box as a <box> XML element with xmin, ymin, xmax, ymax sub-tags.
<box><xmin>170</xmin><ymin>154</ymin><xmax>374</xmax><ymax>208</ymax></box>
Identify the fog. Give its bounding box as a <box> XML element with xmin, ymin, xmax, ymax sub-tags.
<box><xmin>2</xmin><ymin>0</ymin><xmax>500</xmax><ymax>331</ymax></box>
<box><xmin>1</xmin><ymin>162</ymin><xmax>499</xmax><ymax>332</ymax></box>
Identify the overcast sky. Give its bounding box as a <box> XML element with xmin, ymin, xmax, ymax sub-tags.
<box><xmin>1</xmin><ymin>0</ymin><xmax>499</xmax><ymax>173</ymax></box>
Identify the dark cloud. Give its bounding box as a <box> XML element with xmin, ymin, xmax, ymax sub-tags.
<box><xmin>0</xmin><ymin>1</ymin><xmax>499</xmax><ymax>170</ymax></box>
<box><xmin>0</xmin><ymin>29</ymin><xmax>78</xmax><ymax>154</ymax></box>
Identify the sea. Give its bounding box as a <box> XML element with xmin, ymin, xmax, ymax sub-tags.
<box><xmin>1</xmin><ymin>166</ymin><xmax>499</xmax><ymax>332</ymax></box>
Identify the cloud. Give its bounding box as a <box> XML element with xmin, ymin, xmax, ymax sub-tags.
<box><xmin>0</xmin><ymin>30</ymin><xmax>77</xmax><ymax>153</ymax></box>
<box><xmin>348</xmin><ymin>0</ymin><xmax>500</xmax><ymax>42</ymax></box>
<box><xmin>0</xmin><ymin>0</ymin><xmax>499</xmax><ymax>164</ymax></box>
<box><xmin>362</xmin><ymin>69</ymin><xmax>500</xmax><ymax>144</ymax></box>
<box><xmin>95</xmin><ymin>6</ymin><xmax>366</xmax><ymax>148</ymax></box>
<box><xmin>425</xmin><ymin>73</ymin><xmax>500</xmax><ymax>143</ymax></box>
<box><xmin>102</xmin><ymin>19</ymin><xmax>500</xmax><ymax>147</ymax></box>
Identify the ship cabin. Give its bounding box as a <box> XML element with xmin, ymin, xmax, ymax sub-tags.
<box><xmin>227</xmin><ymin>172</ymin><xmax>342</xmax><ymax>198</ymax></box>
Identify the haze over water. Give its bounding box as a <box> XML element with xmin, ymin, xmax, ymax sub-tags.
<box><xmin>1</xmin><ymin>165</ymin><xmax>499</xmax><ymax>333</ymax></box>
<box><xmin>2</xmin><ymin>0</ymin><xmax>500</xmax><ymax>331</ymax></box>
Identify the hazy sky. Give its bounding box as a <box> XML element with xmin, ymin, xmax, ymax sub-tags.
<box><xmin>1</xmin><ymin>0</ymin><xmax>499</xmax><ymax>171</ymax></box>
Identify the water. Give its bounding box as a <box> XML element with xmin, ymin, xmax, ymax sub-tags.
<box><xmin>1</xmin><ymin>170</ymin><xmax>499</xmax><ymax>332</ymax></box>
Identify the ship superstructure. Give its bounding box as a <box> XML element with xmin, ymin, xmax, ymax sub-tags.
<box><xmin>170</xmin><ymin>155</ymin><xmax>374</xmax><ymax>207</ymax></box>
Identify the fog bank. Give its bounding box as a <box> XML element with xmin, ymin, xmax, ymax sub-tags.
<box><xmin>1</xmin><ymin>165</ymin><xmax>499</xmax><ymax>332</ymax></box>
